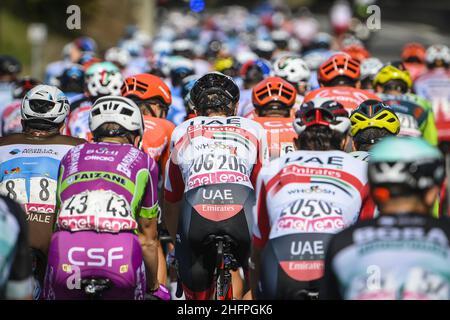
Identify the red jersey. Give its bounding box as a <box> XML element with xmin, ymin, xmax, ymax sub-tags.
<box><xmin>253</xmin><ymin>116</ymin><xmax>297</xmax><ymax>160</ymax></box>
<box><xmin>304</xmin><ymin>87</ymin><xmax>381</xmax><ymax>112</ymax></box>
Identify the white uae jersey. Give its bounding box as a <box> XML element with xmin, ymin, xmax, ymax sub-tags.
<box><xmin>252</xmin><ymin>150</ymin><xmax>376</xmax><ymax>249</ymax></box>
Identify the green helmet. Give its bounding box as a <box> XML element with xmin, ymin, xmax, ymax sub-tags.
<box><xmin>368</xmin><ymin>137</ymin><xmax>444</xmax><ymax>198</ymax></box>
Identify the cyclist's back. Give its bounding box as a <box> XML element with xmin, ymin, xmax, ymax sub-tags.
<box><xmin>0</xmin><ymin>85</ymin><xmax>84</xmax><ymax>299</ymax></box>
<box><xmin>164</xmin><ymin>73</ymin><xmax>268</xmax><ymax>300</ymax></box>
<box><xmin>45</xmin><ymin>96</ymin><xmax>161</xmax><ymax>300</ymax></box>
<box><xmin>321</xmin><ymin>137</ymin><xmax>450</xmax><ymax>300</ymax></box>
<box><xmin>251</xmin><ymin>98</ymin><xmax>375</xmax><ymax>300</ymax></box>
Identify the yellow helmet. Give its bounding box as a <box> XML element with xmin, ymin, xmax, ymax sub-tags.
<box><xmin>214</xmin><ymin>57</ymin><xmax>235</xmax><ymax>73</ymax></box>
<box><xmin>350</xmin><ymin>100</ymin><xmax>400</xmax><ymax>137</ymax></box>
<box><xmin>373</xmin><ymin>65</ymin><xmax>412</xmax><ymax>89</ymax></box>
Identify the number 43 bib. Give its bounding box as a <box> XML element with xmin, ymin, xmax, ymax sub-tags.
<box><xmin>58</xmin><ymin>190</ymin><xmax>138</xmax><ymax>233</ymax></box>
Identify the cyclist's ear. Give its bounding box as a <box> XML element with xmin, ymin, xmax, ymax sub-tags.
<box><xmin>340</xmin><ymin>134</ymin><xmax>350</xmax><ymax>152</ymax></box>
<box><xmin>351</xmin><ymin>139</ymin><xmax>357</xmax><ymax>152</ymax></box>
<box><xmin>134</xmin><ymin>135</ymin><xmax>142</xmax><ymax>149</ymax></box>
<box><xmin>424</xmin><ymin>186</ymin><xmax>440</xmax><ymax>208</ymax></box>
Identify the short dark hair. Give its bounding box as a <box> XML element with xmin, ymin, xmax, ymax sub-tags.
<box><xmin>297</xmin><ymin>125</ymin><xmax>346</xmax><ymax>151</ymax></box>
<box><xmin>195</xmin><ymin>93</ymin><xmax>236</xmax><ymax>117</ymax></box>
<box><xmin>354</xmin><ymin>127</ymin><xmax>393</xmax><ymax>151</ymax></box>
<box><xmin>93</xmin><ymin>122</ymin><xmax>138</xmax><ymax>143</ymax></box>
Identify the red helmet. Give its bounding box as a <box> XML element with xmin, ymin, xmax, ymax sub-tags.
<box><xmin>121</xmin><ymin>73</ymin><xmax>172</xmax><ymax>107</ymax></box>
<box><xmin>318</xmin><ymin>54</ymin><xmax>360</xmax><ymax>84</ymax></box>
<box><xmin>342</xmin><ymin>45</ymin><xmax>371</xmax><ymax>63</ymax></box>
<box><xmin>401</xmin><ymin>43</ymin><xmax>426</xmax><ymax>63</ymax></box>
<box><xmin>252</xmin><ymin>77</ymin><xmax>297</xmax><ymax>109</ymax></box>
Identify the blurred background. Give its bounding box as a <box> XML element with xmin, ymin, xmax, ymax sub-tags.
<box><xmin>0</xmin><ymin>0</ymin><xmax>449</xmax><ymax>77</ymax></box>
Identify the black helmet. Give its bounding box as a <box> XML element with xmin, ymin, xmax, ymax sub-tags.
<box><xmin>58</xmin><ymin>64</ymin><xmax>85</xmax><ymax>94</ymax></box>
<box><xmin>0</xmin><ymin>55</ymin><xmax>22</xmax><ymax>76</ymax></box>
<box><xmin>13</xmin><ymin>77</ymin><xmax>41</xmax><ymax>99</ymax></box>
<box><xmin>189</xmin><ymin>72</ymin><xmax>240</xmax><ymax>114</ymax></box>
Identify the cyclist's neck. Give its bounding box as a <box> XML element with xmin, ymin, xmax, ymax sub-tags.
<box><xmin>379</xmin><ymin>199</ymin><xmax>430</xmax><ymax>216</ymax></box>
<box><xmin>25</xmin><ymin>128</ymin><xmax>60</xmax><ymax>138</ymax></box>
<box><xmin>98</xmin><ymin>137</ymin><xmax>130</xmax><ymax>145</ymax></box>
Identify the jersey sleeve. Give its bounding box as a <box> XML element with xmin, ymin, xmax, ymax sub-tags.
<box><xmin>163</xmin><ymin>152</ymin><xmax>185</xmax><ymax>203</ymax></box>
<box><xmin>252</xmin><ymin>169</ymin><xmax>271</xmax><ymax>249</ymax></box>
<box><xmin>140</xmin><ymin>157</ymin><xmax>160</xmax><ymax>220</ymax></box>
<box><xmin>5</xmin><ymin>198</ymin><xmax>33</xmax><ymax>299</ymax></box>
<box><xmin>250</xmin><ymin>124</ymin><xmax>269</xmax><ymax>189</ymax></box>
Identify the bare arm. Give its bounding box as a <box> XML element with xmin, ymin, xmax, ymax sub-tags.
<box><xmin>138</xmin><ymin>217</ymin><xmax>159</xmax><ymax>291</ymax></box>
<box><xmin>163</xmin><ymin>199</ymin><xmax>182</xmax><ymax>243</ymax></box>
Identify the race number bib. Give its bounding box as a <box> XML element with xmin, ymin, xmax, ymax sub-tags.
<box><xmin>0</xmin><ymin>177</ymin><xmax>57</xmax><ymax>213</ymax></box>
<box><xmin>58</xmin><ymin>190</ymin><xmax>137</xmax><ymax>233</ymax></box>
<box><xmin>397</xmin><ymin>113</ymin><xmax>421</xmax><ymax>137</ymax></box>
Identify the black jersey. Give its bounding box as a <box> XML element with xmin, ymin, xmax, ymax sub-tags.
<box><xmin>321</xmin><ymin>214</ymin><xmax>450</xmax><ymax>300</ymax></box>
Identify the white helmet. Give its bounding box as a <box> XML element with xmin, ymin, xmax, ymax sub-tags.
<box><xmin>426</xmin><ymin>44</ymin><xmax>450</xmax><ymax>65</ymax></box>
<box><xmin>85</xmin><ymin>62</ymin><xmax>123</xmax><ymax>97</ymax></box>
<box><xmin>105</xmin><ymin>47</ymin><xmax>130</xmax><ymax>68</ymax></box>
<box><xmin>360</xmin><ymin>57</ymin><xmax>383</xmax><ymax>80</ymax></box>
<box><xmin>273</xmin><ymin>55</ymin><xmax>311</xmax><ymax>83</ymax></box>
<box><xmin>21</xmin><ymin>84</ymin><xmax>69</xmax><ymax>125</ymax></box>
<box><xmin>89</xmin><ymin>96</ymin><xmax>144</xmax><ymax>137</ymax></box>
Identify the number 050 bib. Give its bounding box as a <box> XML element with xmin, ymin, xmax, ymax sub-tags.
<box><xmin>58</xmin><ymin>190</ymin><xmax>138</xmax><ymax>233</ymax></box>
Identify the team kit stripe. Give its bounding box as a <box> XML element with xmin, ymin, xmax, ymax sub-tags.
<box><xmin>267</xmin><ymin>165</ymin><xmax>363</xmax><ymax>197</ymax></box>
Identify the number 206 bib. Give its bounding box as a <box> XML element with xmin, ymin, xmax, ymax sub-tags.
<box><xmin>58</xmin><ymin>190</ymin><xmax>138</xmax><ymax>233</ymax></box>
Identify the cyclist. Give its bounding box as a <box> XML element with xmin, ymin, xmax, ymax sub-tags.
<box><xmin>250</xmin><ymin>98</ymin><xmax>375</xmax><ymax>300</ymax></box>
<box><xmin>121</xmin><ymin>73</ymin><xmax>175</xmax><ymax>288</ymax></box>
<box><xmin>349</xmin><ymin>100</ymin><xmax>401</xmax><ymax>161</ymax></box>
<box><xmin>164</xmin><ymin>72</ymin><xmax>268</xmax><ymax>300</ymax></box>
<box><xmin>1</xmin><ymin>77</ymin><xmax>41</xmax><ymax>137</ymax></box>
<box><xmin>273</xmin><ymin>55</ymin><xmax>311</xmax><ymax>104</ymax></box>
<box><xmin>166</xmin><ymin>58</ymin><xmax>195</xmax><ymax>126</ymax></box>
<box><xmin>0</xmin><ymin>85</ymin><xmax>86</xmax><ymax>299</ymax></box>
<box><xmin>0</xmin><ymin>55</ymin><xmax>22</xmax><ymax>114</ymax></box>
<box><xmin>57</xmin><ymin>64</ymin><xmax>85</xmax><ymax>101</ymax></box>
<box><xmin>304</xmin><ymin>53</ymin><xmax>381</xmax><ymax>113</ymax></box>
<box><xmin>359</xmin><ymin>57</ymin><xmax>383</xmax><ymax>90</ymax></box>
<box><xmin>238</xmin><ymin>59</ymin><xmax>272</xmax><ymax>118</ymax></box>
<box><xmin>414</xmin><ymin>45</ymin><xmax>450</xmax><ymax>123</ymax></box>
<box><xmin>342</xmin><ymin>44</ymin><xmax>370</xmax><ymax>63</ymax></box>
<box><xmin>252</xmin><ymin>77</ymin><xmax>298</xmax><ymax>160</ymax></box>
<box><xmin>122</xmin><ymin>73</ymin><xmax>174</xmax><ymax>171</ymax></box>
<box><xmin>67</xmin><ymin>61</ymin><xmax>123</xmax><ymax>140</ymax></box>
<box><xmin>401</xmin><ymin>43</ymin><xmax>427</xmax><ymax>81</ymax></box>
<box><xmin>180</xmin><ymin>75</ymin><xmax>200</xmax><ymax>121</ymax></box>
<box><xmin>374</xmin><ymin>64</ymin><xmax>438</xmax><ymax>146</ymax></box>
<box><xmin>43</xmin><ymin>96</ymin><xmax>168</xmax><ymax>300</ymax></box>
<box><xmin>320</xmin><ymin>137</ymin><xmax>450</xmax><ymax>300</ymax></box>
<box><xmin>0</xmin><ymin>195</ymin><xmax>33</xmax><ymax>300</ymax></box>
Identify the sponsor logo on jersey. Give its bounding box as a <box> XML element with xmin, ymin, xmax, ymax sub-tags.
<box><xmin>9</xmin><ymin>149</ymin><xmax>21</xmax><ymax>155</ymax></box>
<box><xmin>83</xmin><ymin>155</ymin><xmax>115</xmax><ymax>162</ymax></box>
<box><xmin>65</xmin><ymin>172</ymin><xmax>126</xmax><ymax>186</ymax></box>
<box><xmin>187</xmin><ymin>171</ymin><xmax>250</xmax><ymax>190</ymax></box>
<box><xmin>288</xmin><ymin>186</ymin><xmax>336</xmax><ymax>195</ymax></box>
<box><xmin>117</xmin><ymin>148</ymin><xmax>141</xmax><ymax>178</ymax></box>
<box><xmin>22</xmin><ymin>148</ymin><xmax>58</xmax><ymax>156</ymax></box>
